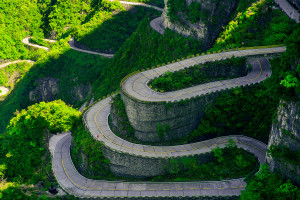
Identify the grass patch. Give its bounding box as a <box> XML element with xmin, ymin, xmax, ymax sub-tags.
<box><xmin>29</xmin><ymin>37</ymin><xmax>52</xmax><ymax>48</ymax></box>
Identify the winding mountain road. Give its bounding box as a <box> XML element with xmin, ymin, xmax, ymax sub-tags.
<box><xmin>51</xmin><ymin>132</ymin><xmax>264</xmax><ymax>198</ymax></box>
<box><xmin>44</xmin><ymin>0</ymin><xmax>298</xmax><ymax>197</ymax></box>
<box><xmin>50</xmin><ymin>46</ymin><xmax>286</xmax><ymax>198</ymax></box>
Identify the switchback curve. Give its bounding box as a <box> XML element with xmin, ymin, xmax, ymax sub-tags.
<box><xmin>22</xmin><ymin>37</ymin><xmax>55</xmax><ymax>51</ymax></box>
<box><xmin>51</xmin><ymin>132</ymin><xmax>262</xmax><ymax>198</ymax></box>
<box><xmin>51</xmin><ymin>47</ymin><xmax>286</xmax><ymax>198</ymax></box>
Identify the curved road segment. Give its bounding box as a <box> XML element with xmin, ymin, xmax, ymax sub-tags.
<box><xmin>51</xmin><ymin>132</ymin><xmax>265</xmax><ymax>198</ymax></box>
<box><xmin>109</xmin><ymin>0</ymin><xmax>164</xmax><ymax>11</ymax></box>
<box><xmin>122</xmin><ymin>48</ymin><xmax>284</xmax><ymax>102</ymax></box>
<box><xmin>68</xmin><ymin>38</ymin><xmax>115</xmax><ymax>58</ymax></box>
<box><xmin>51</xmin><ymin>47</ymin><xmax>286</xmax><ymax>198</ymax></box>
<box><xmin>0</xmin><ymin>60</ymin><xmax>34</xmax><ymax>70</ymax></box>
<box><xmin>22</xmin><ymin>37</ymin><xmax>55</xmax><ymax>51</ymax></box>
<box><xmin>49</xmin><ymin>0</ymin><xmax>296</xmax><ymax>197</ymax></box>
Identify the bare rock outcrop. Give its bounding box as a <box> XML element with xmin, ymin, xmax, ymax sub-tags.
<box><xmin>161</xmin><ymin>0</ymin><xmax>238</xmax><ymax>48</ymax></box>
<box><xmin>266</xmin><ymin>100</ymin><xmax>300</xmax><ymax>184</ymax></box>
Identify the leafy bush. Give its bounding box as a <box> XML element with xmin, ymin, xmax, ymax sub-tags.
<box><xmin>211</xmin><ymin>0</ymin><xmax>296</xmax><ymax>50</ymax></box>
<box><xmin>0</xmin><ymin>100</ymin><xmax>81</xmax><ymax>181</ymax></box>
<box><xmin>154</xmin><ymin>145</ymin><xmax>258</xmax><ymax>181</ymax></box>
<box><xmin>123</xmin><ymin>0</ymin><xmax>164</xmax><ymax>8</ymax></box>
<box><xmin>240</xmin><ymin>164</ymin><xmax>299</xmax><ymax>200</ymax></box>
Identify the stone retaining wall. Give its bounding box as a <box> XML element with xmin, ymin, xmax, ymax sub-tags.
<box><xmin>121</xmin><ymin>88</ymin><xmax>228</xmax><ymax>142</ymax></box>
<box><xmin>120</xmin><ymin>55</ymin><xmax>280</xmax><ymax>142</ymax></box>
<box><xmin>102</xmin><ymin>144</ymin><xmax>214</xmax><ymax>178</ymax></box>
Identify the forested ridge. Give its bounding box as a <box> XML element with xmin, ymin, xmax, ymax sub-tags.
<box><xmin>0</xmin><ymin>0</ymin><xmax>299</xmax><ymax>199</ymax></box>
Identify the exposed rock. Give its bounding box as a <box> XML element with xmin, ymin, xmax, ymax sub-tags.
<box><xmin>29</xmin><ymin>77</ymin><xmax>59</xmax><ymax>102</ymax></box>
<box><xmin>71</xmin><ymin>84</ymin><xmax>92</xmax><ymax>102</ymax></box>
<box><xmin>161</xmin><ymin>0</ymin><xmax>238</xmax><ymax>48</ymax></box>
<box><xmin>266</xmin><ymin>100</ymin><xmax>300</xmax><ymax>184</ymax></box>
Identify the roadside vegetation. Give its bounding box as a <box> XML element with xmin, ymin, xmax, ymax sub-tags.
<box><xmin>148</xmin><ymin>57</ymin><xmax>246</xmax><ymax>92</ymax></box>
<box><xmin>153</xmin><ymin>141</ymin><xmax>259</xmax><ymax>182</ymax></box>
<box><xmin>0</xmin><ymin>101</ymin><xmax>81</xmax><ymax>198</ymax></box>
<box><xmin>240</xmin><ymin>164</ymin><xmax>300</xmax><ymax>199</ymax></box>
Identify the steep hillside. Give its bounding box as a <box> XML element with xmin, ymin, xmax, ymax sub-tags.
<box><xmin>0</xmin><ymin>0</ymin><xmax>44</xmax><ymax>60</ymax></box>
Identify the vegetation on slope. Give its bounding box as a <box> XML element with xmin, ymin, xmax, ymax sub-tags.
<box><xmin>73</xmin><ymin>6</ymin><xmax>160</xmax><ymax>53</ymax></box>
<box><xmin>240</xmin><ymin>164</ymin><xmax>299</xmax><ymax>200</ymax></box>
<box><xmin>0</xmin><ymin>0</ymin><xmax>44</xmax><ymax>60</ymax></box>
<box><xmin>41</xmin><ymin>0</ymin><xmax>123</xmax><ymax>38</ymax></box>
<box><xmin>211</xmin><ymin>0</ymin><xmax>296</xmax><ymax>50</ymax></box>
<box><xmin>0</xmin><ymin>38</ymin><xmax>109</xmax><ymax>133</ymax></box>
<box><xmin>153</xmin><ymin>143</ymin><xmax>259</xmax><ymax>182</ymax></box>
<box><xmin>0</xmin><ymin>62</ymin><xmax>34</xmax><ymax>88</ymax></box>
<box><xmin>70</xmin><ymin>120</ymin><xmax>111</xmax><ymax>179</ymax></box>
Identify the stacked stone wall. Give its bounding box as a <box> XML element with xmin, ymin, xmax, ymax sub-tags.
<box><xmin>120</xmin><ymin>55</ymin><xmax>280</xmax><ymax>142</ymax></box>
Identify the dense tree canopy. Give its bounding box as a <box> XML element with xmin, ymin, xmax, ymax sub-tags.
<box><xmin>0</xmin><ymin>100</ymin><xmax>81</xmax><ymax>181</ymax></box>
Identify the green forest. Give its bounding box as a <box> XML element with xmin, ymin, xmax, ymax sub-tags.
<box><xmin>0</xmin><ymin>0</ymin><xmax>299</xmax><ymax>199</ymax></box>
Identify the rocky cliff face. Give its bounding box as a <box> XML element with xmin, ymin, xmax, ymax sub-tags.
<box><xmin>161</xmin><ymin>0</ymin><xmax>238</xmax><ymax>48</ymax></box>
<box><xmin>29</xmin><ymin>77</ymin><xmax>59</xmax><ymax>102</ymax></box>
<box><xmin>266</xmin><ymin>100</ymin><xmax>300</xmax><ymax>184</ymax></box>
<box><xmin>29</xmin><ymin>78</ymin><xmax>91</xmax><ymax>103</ymax></box>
